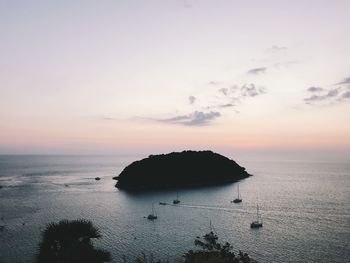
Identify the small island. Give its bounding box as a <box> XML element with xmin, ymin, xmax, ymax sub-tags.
<box><xmin>114</xmin><ymin>150</ymin><xmax>251</xmax><ymax>190</ymax></box>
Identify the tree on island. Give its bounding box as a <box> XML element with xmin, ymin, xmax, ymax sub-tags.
<box><xmin>36</xmin><ymin>219</ymin><xmax>111</xmax><ymax>263</ymax></box>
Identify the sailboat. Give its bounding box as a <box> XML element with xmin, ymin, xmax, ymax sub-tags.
<box><xmin>147</xmin><ymin>204</ymin><xmax>158</xmax><ymax>220</ymax></box>
<box><xmin>250</xmin><ymin>204</ymin><xmax>263</xmax><ymax>228</ymax></box>
<box><xmin>173</xmin><ymin>192</ymin><xmax>180</xmax><ymax>204</ymax></box>
<box><xmin>231</xmin><ymin>185</ymin><xmax>242</xmax><ymax>203</ymax></box>
<box><xmin>204</xmin><ymin>220</ymin><xmax>218</xmax><ymax>242</ymax></box>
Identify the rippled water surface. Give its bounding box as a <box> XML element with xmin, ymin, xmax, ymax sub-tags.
<box><xmin>0</xmin><ymin>155</ymin><xmax>349</xmax><ymax>262</ymax></box>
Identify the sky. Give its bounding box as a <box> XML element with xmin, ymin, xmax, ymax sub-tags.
<box><xmin>0</xmin><ymin>0</ymin><xmax>350</xmax><ymax>156</ymax></box>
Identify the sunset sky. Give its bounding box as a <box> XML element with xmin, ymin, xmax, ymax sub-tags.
<box><xmin>1</xmin><ymin>0</ymin><xmax>350</xmax><ymax>155</ymax></box>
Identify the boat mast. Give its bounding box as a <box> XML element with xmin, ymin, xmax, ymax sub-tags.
<box><xmin>237</xmin><ymin>185</ymin><xmax>240</xmax><ymax>199</ymax></box>
<box><xmin>256</xmin><ymin>204</ymin><xmax>259</xmax><ymax>222</ymax></box>
<box><xmin>209</xmin><ymin>220</ymin><xmax>217</xmax><ymax>234</ymax></box>
<box><xmin>152</xmin><ymin>204</ymin><xmax>156</xmax><ymax>216</ymax></box>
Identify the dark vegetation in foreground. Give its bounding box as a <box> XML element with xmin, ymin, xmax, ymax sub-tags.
<box><xmin>114</xmin><ymin>151</ymin><xmax>251</xmax><ymax>190</ymax></box>
<box><xmin>183</xmin><ymin>231</ymin><xmax>254</xmax><ymax>263</ymax></box>
<box><xmin>36</xmin><ymin>219</ymin><xmax>111</xmax><ymax>263</ymax></box>
<box><xmin>36</xmin><ymin>220</ymin><xmax>256</xmax><ymax>263</ymax></box>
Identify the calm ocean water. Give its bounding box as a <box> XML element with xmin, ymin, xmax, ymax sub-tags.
<box><xmin>0</xmin><ymin>154</ymin><xmax>349</xmax><ymax>263</ymax></box>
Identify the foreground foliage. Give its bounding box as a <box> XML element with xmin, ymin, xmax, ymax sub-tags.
<box><xmin>36</xmin><ymin>219</ymin><xmax>255</xmax><ymax>263</ymax></box>
<box><xmin>122</xmin><ymin>231</ymin><xmax>255</xmax><ymax>263</ymax></box>
<box><xmin>36</xmin><ymin>219</ymin><xmax>111</xmax><ymax>263</ymax></box>
<box><xmin>183</xmin><ymin>232</ymin><xmax>254</xmax><ymax>263</ymax></box>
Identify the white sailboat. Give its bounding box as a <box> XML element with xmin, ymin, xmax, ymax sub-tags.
<box><xmin>250</xmin><ymin>204</ymin><xmax>263</xmax><ymax>228</ymax></box>
<box><xmin>231</xmin><ymin>185</ymin><xmax>242</xmax><ymax>203</ymax></box>
<box><xmin>147</xmin><ymin>204</ymin><xmax>158</xmax><ymax>220</ymax></box>
<box><xmin>173</xmin><ymin>192</ymin><xmax>180</xmax><ymax>204</ymax></box>
<box><xmin>204</xmin><ymin>220</ymin><xmax>218</xmax><ymax>242</ymax></box>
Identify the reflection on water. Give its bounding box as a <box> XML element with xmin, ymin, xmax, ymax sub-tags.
<box><xmin>0</xmin><ymin>155</ymin><xmax>349</xmax><ymax>263</ymax></box>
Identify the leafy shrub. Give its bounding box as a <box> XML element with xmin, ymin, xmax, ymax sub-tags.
<box><xmin>36</xmin><ymin>219</ymin><xmax>111</xmax><ymax>263</ymax></box>
<box><xmin>183</xmin><ymin>232</ymin><xmax>253</xmax><ymax>263</ymax></box>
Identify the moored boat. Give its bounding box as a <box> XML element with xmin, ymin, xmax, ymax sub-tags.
<box><xmin>173</xmin><ymin>192</ymin><xmax>180</xmax><ymax>204</ymax></box>
<box><xmin>250</xmin><ymin>204</ymin><xmax>263</xmax><ymax>228</ymax></box>
<box><xmin>231</xmin><ymin>184</ymin><xmax>242</xmax><ymax>203</ymax></box>
<box><xmin>147</xmin><ymin>204</ymin><xmax>158</xmax><ymax>220</ymax></box>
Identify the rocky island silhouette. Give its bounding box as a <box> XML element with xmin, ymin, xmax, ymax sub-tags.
<box><xmin>114</xmin><ymin>150</ymin><xmax>251</xmax><ymax>190</ymax></box>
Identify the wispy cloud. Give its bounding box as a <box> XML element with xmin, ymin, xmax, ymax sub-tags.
<box><xmin>304</xmin><ymin>95</ymin><xmax>327</xmax><ymax>102</ymax></box>
<box><xmin>205</xmin><ymin>103</ymin><xmax>235</xmax><ymax>110</ymax></box>
<box><xmin>304</xmin><ymin>76</ymin><xmax>350</xmax><ymax>105</ymax></box>
<box><xmin>202</xmin><ymin>83</ymin><xmax>265</xmax><ymax>111</ymax></box>
<box><xmin>304</xmin><ymin>88</ymin><xmax>340</xmax><ymax>102</ymax></box>
<box><xmin>188</xmin><ymin>95</ymin><xmax>196</xmax><ymax>104</ymax></box>
<box><xmin>247</xmin><ymin>67</ymin><xmax>266</xmax><ymax>75</ymax></box>
<box><xmin>241</xmin><ymin>83</ymin><xmax>266</xmax><ymax>97</ymax></box>
<box><xmin>219</xmin><ymin>88</ymin><xmax>228</xmax><ymax>96</ymax></box>
<box><xmin>335</xmin><ymin>77</ymin><xmax>350</xmax><ymax>85</ymax></box>
<box><xmin>217</xmin><ymin>84</ymin><xmax>265</xmax><ymax>99</ymax></box>
<box><xmin>304</xmin><ymin>86</ymin><xmax>350</xmax><ymax>105</ymax></box>
<box><xmin>341</xmin><ymin>91</ymin><xmax>350</xmax><ymax>99</ymax></box>
<box><xmin>95</xmin><ymin>116</ymin><xmax>118</xmax><ymax>121</ymax></box>
<box><xmin>307</xmin><ymin>86</ymin><xmax>324</xmax><ymax>92</ymax></box>
<box><xmin>265</xmin><ymin>45</ymin><xmax>288</xmax><ymax>53</ymax></box>
<box><xmin>209</xmin><ymin>81</ymin><xmax>221</xmax><ymax>86</ymax></box>
<box><xmin>158</xmin><ymin>111</ymin><xmax>221</xmax><ymax>126</ymax></box>
<box><xmin>147</xmin><ymin>81</ymin><xmax>266</xmax><ymax>127</ymax></box>
<box><xmin>273</xmin><ymin>60</ymin><xmax>299</xmax><ymax>69</ymax></box>
<box><xmin>209</xmin><ymin>83</ymin><xmax>265</xmax><ymax>109</ymax></box>
<box><xmin>217</xmin><ymin>103</ymin><xmax>234</xmax><ymax>108</ymax></box>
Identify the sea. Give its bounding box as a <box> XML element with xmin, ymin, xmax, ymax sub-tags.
<box><xmin>0</xmin><ymin>154</ymin><xmax>349</xmax><ymax>263</ymax></box>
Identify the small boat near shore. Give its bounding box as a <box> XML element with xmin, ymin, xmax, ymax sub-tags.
<box><xmin>204</xmin><ymin>220</ymin><xmax>218</xmax><ymax>242</ymax></box>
